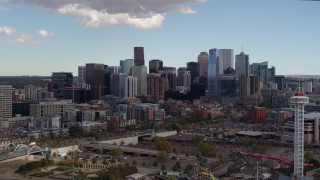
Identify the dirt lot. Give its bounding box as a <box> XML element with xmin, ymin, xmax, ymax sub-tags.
<box><xmin>0</xmin><ymin>160</ymin><xmax>29</xmax><ymax>175</ymax></box>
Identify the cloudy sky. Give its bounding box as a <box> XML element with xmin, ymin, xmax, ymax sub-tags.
<box><xmin>0</xmin><ymin>0</ymin><xmax>319</xmax><ymax>76</ymax></box>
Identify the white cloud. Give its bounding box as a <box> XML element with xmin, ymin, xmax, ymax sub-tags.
<box><xmin>6</xmin><ymin>0</ymin><xmax>205</xmax><ymax>29</ymax></box>
<box><xmin>37</xmin><ymin>29</ymin><xmax>53</xmax><ymax>37</ymax></box>
<box><xmin>14</xmin><ymin>34</ymin><xmax>44</xmax><ymax>44</ymax></box>
<box><xmin>0</xmin><ymin>26</ymin><xmax>15</xmax><ymax>36</ymax></box>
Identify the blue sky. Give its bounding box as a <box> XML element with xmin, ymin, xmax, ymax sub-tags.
<box><xmin>0</xmin><ymin>0</ymin><xmax>319</xmax><ymax>76</ymax></box>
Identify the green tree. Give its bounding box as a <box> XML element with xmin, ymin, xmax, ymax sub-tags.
<box><xmin>192</xmin><ymin>135</ymin><xmax>204</xmax><ymax>147</ymax></box>
<box><xmin>199</xmin><ymin>142</ymin><xmax>216</xmax><ymax>157</ymax></box>
<box><xmin>305</xmin><ymin>152</ymin><xmax>313</xmax><ymax>162</ymax></box>
<box><xmin>245</xmin><ymin>138</ymin><xmax>257</xmax><ymax>147</ymax></box>
<box><xmin>111</xmin><ymin>148</ymin><xmax>124</xmax><ymax>158</ymax></box>
<box><xmin>154</xmin><ymin>137</ymin><xmax>171</xmax><ymax>151</ymax></box>
<box><xmin>157</xmin><ymin>151</ymin><xmax>169</xmax><ymax>163</ymax></box>
<box><xmin>171</xmin><ymin>123</ymin><xmax>183</xmax><ymax>133</ymax></box>
<box><xmin>92</xmin><ymin>157</ymin><xmax>97</xmax><ymax>164</ymax></box>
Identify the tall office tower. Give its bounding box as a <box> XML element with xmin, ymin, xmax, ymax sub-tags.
<box><xmin>208</xmin><ymin>48</ymin><xmax>219</xmax><ymax>97</ymax></box>
<box><xmin>268</xmin><ymin>66</ymin><xmax>276</xmax><ymax>82</ymax></box>
<box><xmin>302</xmin><ymin>81</ymin><xmax>313</xmax><ymax>93</ymax></box>
<box><xmin>149</xmin><ymin>59</ymin><xmax>163</xmax><ymax>73</ymax></box>
<box><xmin>110</xmin><ymin>73</ymin><xmax>127</xmax><ymax>98</ymax></box>
<box><xmin>239</xmin><ymin>75</ymin><xmax>250</xmax><ymax>98</ymax></box>
<box><xmin>177</xmin><ymin>68</ymin><xmax>191</xmax><ymax>87</ymax></box>
<box><xmin>51</xmin><ymin>72</ymin><xmax>73</xmax><ymax>99</ymax></box>
<box><xmin>124</xmin><ymin>76</ymin><xmax>138</xmax><ymax>98</ymax></box>
<box><xmin>236</xmin><ymin>51</ymin><xmax>250</xmax><ymax>99</ymax></box>
<box><xmin>187</xmin><ymin>62</ymin><xmax>200</xmax><ymax>84</ymax></box>
<box><xmin>218</xmin><ymin>49</ymin><xmax>234</xmax><ymax>75</ymax></box>
<box><xmin>131</xmin><ymin>66</ymin><xmax>148</xmax><ymax>96</ymax></box>
<box><xmin>120</xmin><ymin>59</ymin><xmax>134</xmax><ymax>75</ymax></box>
<box><xmin>0</xmin><ymin>85</ymin><xmax>12</xmax><ymax>118</ymax></box>
<box><xmin>78</xmin><ymin>66</ymin><xmax>86</xmax><ymax>83</ymax></box>
<box><xmin>85</xmin><ymin>63</ymin><xmax>105</xmax><ymax>100</ymax></box>
<box><xmin>249</xmin><ymin>75</ymin><xmax>260</xmax><ymax>95</ymax></box>
<box><xmin>198</xmin><ymin>52</ymin><xmax>209</xmax><ymax>78</ymax></box>
<box><xmin>134</xmin><ymin>47</ymin><xmax>145</xmax><ymax>66</ymax></box>
<box><xmin>147</xmin><ymin>73</ymin><xmax>165</xmax><ymax>102</ymax></box>
<box><xmin>250</xmin><ymin>61</ymin><xmax>268</xmax><ymax>89</ymax></box>
<box><xmin>235</xmin><ymin>51</ymin><xmax>249</xmax><ymax>78</ymax></box>
<box><xmin>24</xmin><ymin>84</ymin><xmax>38</xmax><ymax>100</ymax></box>
<box><xmin>158</xmin><ymin>67</ymin><xmax>177</xmax><ymax>92</ymax></box>
<box><xmin>274</xmin><ymin>75</ymin><xmax>285</xmax><ymax>91</ymax></box>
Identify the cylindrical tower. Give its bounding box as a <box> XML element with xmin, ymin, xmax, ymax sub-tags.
<box><xmin>289</xmin><ymin>87</ymin><xmax>309</xmax><ymax>178</ymax></box>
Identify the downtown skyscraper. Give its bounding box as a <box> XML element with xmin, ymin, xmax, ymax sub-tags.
<box><xmin>85</xmin><ymin>63</ymin><xmax>105</xmax><ymax>100</ymax></box>
<box><xmin>134</xmin><ymin>47</ymin><xmax>145</xmax><ymax>66</ymax></box>
<box><xmin>207</xmin><ymin>49</ymin><xmax>218</xmax><ymax>97</ymax></box>
<box><xmin>236</xmin><ymin>51</ymin><xmax>250</xmax><ymax>98</ymax></box>
<box><xmin>198</xmin><ymin>52</ymin><xmax>208</xmax><ymax>78</ymax></box>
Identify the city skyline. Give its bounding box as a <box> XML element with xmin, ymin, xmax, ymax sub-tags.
<box><xmin>0</xmin><ymin>0</ymin><xmax>319</xmax><ymax>76</ymax></box>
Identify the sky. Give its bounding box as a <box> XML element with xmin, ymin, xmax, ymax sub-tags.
<box><xmin>0</xmin><ymin>0</ymin><xmax>319</xmax><ymax>76</ymax></box>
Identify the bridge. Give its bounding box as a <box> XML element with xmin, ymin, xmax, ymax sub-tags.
<box><xmin>0</xmin><ymin>143</ymin><xmax>46</xmax><ymax>161</ymax></box>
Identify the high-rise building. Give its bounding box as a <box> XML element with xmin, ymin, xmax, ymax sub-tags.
<box><xmin>78</xmin><ymin>66</ymin><xmax>86</xmax><ymax>83</ymax></box>
<box><xmin>124</xmin><ymin>76</ymin><xmax>138</xmax><ymax>98</ymax></box>
<box><xmin>249</xmin><ymin>75</ymin><xmax>260</xmax><ymax>95</ymax></box>
<box><xmin>187</xmin><ymin>62</ymin><xmax>200</xmax><ymax>84</ymax></box>
<box><xmin>51</xmin><ymin>72</ymin><xmax>73</xmax><ymax>99</ymax></box>
<box><xmin>149</xmin><ymin>59</ymin><xmax>163</xmax><ymax>73</ymax></box>
<box><xmin>110</xmin><ymin>73</ymin><xmax>127</xmax><ymax>98</ymax></box>
<box><xmin>0</xmin><ymin>85</ymin><xmax>12</xmax><ymax>119</ymax></box>
<box><xmin>24</xmin><ymin>84</ymin><xmax>38</xmax><ymax>100</ymax></box>
<box><xmin>134</xmin><ymin>47</ymin><xmax>145</xmax><ymax>66</ymax></box>
<box><xmin>198</xmin><ymin>52</ymin><xmax>209</xmax><ymax>78</ymax></box>
<box><xmin>159</xmin><ymin>67</ymin><xmax>177</xmax><ymax>92</ymax></box>
<box><xmin>235</xmin><ymin>52</ymin><xmax>249</xmax><ymax>78</ymax></box>
<box><xmin>250</xmin><ymin>61</ymin><xmax>268</xmax><ymax>89</ymax></box>
<box><xmin>218</xmin><ymin>49</ymin><xmax>234</xmax><ymax>75</ymax></box>
<box><xmin>239</xmin><ymin>75</ymin><xmax>250</xmax><ymax>98</ymax></box>
<box><xmin>85</xmin><ymin>63</ymin><xmax>105</xmax><ymax>100</ymax></box>
<box><xmin>208</xmin><ymin>48</ymin><xmax>219</xmax><ymax>96</ymax></box>
<box><xmin>120</xmin><ymin>59</ymin><xmax>134</xmax><ymax>75</ymax></box>
<box><xmin>177</xmin><ymin>68</ymin><xmax>191</xmax><ymax>88</ymax></box>
<box><xmin>131</xmin><ymin>66</ymin><xmax>148</xmax><ymax>96</ymax></box>
<box><xmin>268</xmin><ymin>66</ymin><xmax>276</xmax><ymax>82</ymax></box>
<box><xmin>275</xmin><ymin>75</ymin><xmax>285</xmax><ymax>91</ymax></box>
<box><xmin>147</xmin><ymin>73</ymin><xmax>165</xmax><ymax>102</ymax></box>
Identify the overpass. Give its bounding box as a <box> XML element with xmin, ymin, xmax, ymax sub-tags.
<box><xmin>82</xmin><ymin>142</ymin><xmax>219</xmax><ymax>162</ymax></box>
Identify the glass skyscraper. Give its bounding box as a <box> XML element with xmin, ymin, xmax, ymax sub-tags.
<box><xmin>208</xmin><ymin>48</ymin><xmax>218</xmax><ymax>96</ymax></box>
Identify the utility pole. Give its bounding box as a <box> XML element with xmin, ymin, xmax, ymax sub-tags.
<box><xmin>72</xmin><ymin>139</ymin><xmax>75</xmax><ymax>180</ymax></box>
<box><xmin>256</xmin><ymin>161</ymin><xmax>259</xmax><ymax>180</ymax></box>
